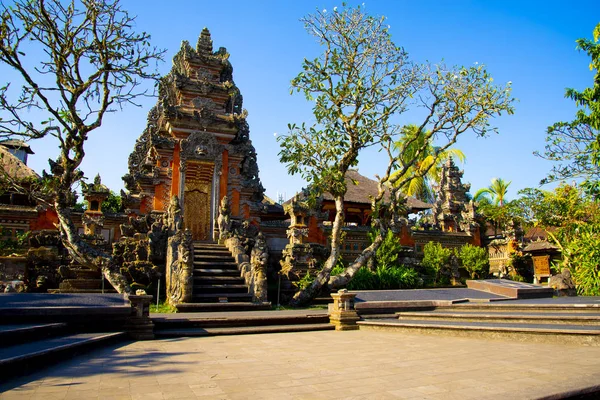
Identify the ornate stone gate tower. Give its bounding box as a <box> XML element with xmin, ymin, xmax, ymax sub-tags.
<box><xmin>123</xmin><ymin>29</ymin><xmax>265</xmax><ymax>241</ymax></box>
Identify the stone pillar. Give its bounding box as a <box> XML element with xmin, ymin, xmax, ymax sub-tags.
<box><xmin>328</xmin><ymin>289</ymin><xmax>360</xmax><ymax>331</ymax></box>
<box><xmin>126</xmin><ymin>294</ymin><xmax>154</xmax><ymax>340</ymax></box>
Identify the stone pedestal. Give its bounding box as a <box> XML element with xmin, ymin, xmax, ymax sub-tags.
<box><xmin>328</xmin><ymin>289</ymin><xmax>360</xmax><ymax>331</ymax></box>
<box><xmin>126</xmin><ymin>294</ymin><xmax>154</xmax><ymax>340</ymax></box>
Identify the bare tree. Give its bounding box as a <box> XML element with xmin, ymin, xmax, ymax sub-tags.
<box><xmin>0</xmin><ymin>0</ymin><xmax>164</xmax><ymax>293</ymax></box>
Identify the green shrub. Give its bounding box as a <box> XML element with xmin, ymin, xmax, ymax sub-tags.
<box><xmin>509</xmin><ymin>252</ymin><xmax>533</xmax><ymax>282</ymax></box>
<box><xmin>567</xmin><ymin>224</ymin><xmax>600</xmax><ymax>296</ymax></box>
<box><xmin>421</xmin><ymin>242</ymin><xmax>452</xmax><ymax>284</ymax></box>
<box><xmin>373</xmin><ymin>229</ymin><xmax>401</xmax><ymax>268</ymax></box>
<box><xmin>328</xmin><ymin>235</ymin><xmax>421</xmax><ymax>290</ymax></box>
<box><xmin>376</xmin><ymin>264</ymin><xmax>421</xmax><ymax>289</ymax></box>
<box><xmin>293</xmin><ymin>272</ymin><xmax>315</xmax><ymax>290</ymax></box>
<box><xmin>345</xmin><ymin>266</ymin><xmax>379</xmax><ymax>290</ymax></box>
<box><xmin>457</xmin><ymin>244</ymin><xmax>489</xmax><ymax>279</ymax></box>
<box><xmin>331</xmin><ymin>264</ymin><xmax>421</xmax><ymax>291</ymax></box>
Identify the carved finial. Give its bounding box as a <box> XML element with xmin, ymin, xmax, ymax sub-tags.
<box><xmin>197</xmin><ymin>28</ymin><xmax>213</xmax><ymax>54</ymax></box>
<box><xmin>94</xmin><ymin>174</ymin><xmax>101</xmax><ymax>186</ymax></box>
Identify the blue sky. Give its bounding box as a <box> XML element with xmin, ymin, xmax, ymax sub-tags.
<box><xmin>8</xmin><ymin>0</ymin><xmax>600</xmax><ymax>203</ymax></box>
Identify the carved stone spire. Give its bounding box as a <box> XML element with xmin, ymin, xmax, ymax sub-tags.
<box><xmin>197</xmin><ymin>28</ymin><xmax>213</xmax><ymax>55</ymax></box>
<box><xmin>432</xmin><ymin>157</ymin><xmax>473</xmax><ymax>232</ymax></box>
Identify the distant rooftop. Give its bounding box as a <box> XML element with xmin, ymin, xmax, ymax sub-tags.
<box><xmin>0</xmin><ymin>146</ymin><xmax>39</xmax><ymax>180</ymax></box>
<box><xmin>287</xmin><ymin>169</ymin><xmax>432</xmax><ymax>212</ymax></box>
<box><xmin>0</xmin><ymin>139</ymin><xmax>34</xmax><ymax>154</ymax></box>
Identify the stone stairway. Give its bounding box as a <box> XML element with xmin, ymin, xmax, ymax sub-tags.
<box><xmin>358</xmin><ymin>302</ymin><xmax>600</xmax><ymax>346</ymax></box>
<box><xmin>153</xmin><ymin>311</ymin><xmax>333</xmax><ymax>337</ymax></box>
<box><xmin>175</xmin><ymin>242</ymin><xmax>270</xmax><ymax>312</ymax></box>
<box><xmin>0</xmin><ymin>323</ymin><xmax>125</xmax><ymax>378</ymax></box>
<box><xmin>0</xmin><ymin>294</ymin><xmax>131</xmax><ymax>378</ymax></box>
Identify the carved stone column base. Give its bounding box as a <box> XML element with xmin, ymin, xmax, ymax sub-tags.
<box><xmin>328</xmin><ymin>289</ymin><xmax>360</xmax><ymax>331</ymax></box>
<box><xmin>328</xmin><ymin>309</ymin><xmax>360</xmax><ymax>331</ymax></box>
<box><xmin>125</xmin><ymin>318</ymin><xmax>155</xmax><ymax>340</ymax></box>
<box><xmin>126</xmin><ymin>294</ymin><xmax>155</xmax><ymax>340</ymax></box>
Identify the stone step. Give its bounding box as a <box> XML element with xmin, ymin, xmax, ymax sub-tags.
<box><xmin>194</xmin><ymin>254</ymin><xmax>233</xmax><ymax>260</ymax></box>
<box><xmin>175</xmin><ymin>302</ymin><xmax>272</xmax><ymax>312</ymax></box>
<box><xmin>0</xmin><ymin>323</ymin><xmax>68</xmax><ymax>348</ymax></box>
<box><xmin>152</xmin><ymin>314</ymin><xmax>330</xmax><ymax>329</ymax></box>
<box><xmin>194</xmin><ymin>284</ymin><xmax>248</xmax><ymax>292</ymax></box>
<box><xmin>0</xmin><ymin>331</ymin><xmax>126</xmax><ymax>379</ymax></box>
<box><xmin>192</xmin><ymin>293</ymin><xmax>253</xmax><ymax>302</ymax></box>
<box><xmin>193</xmin><ymin>261</ymin><xmax>238</xmax><ymax>268</ymax></box>
<box><xmin>193</xmin><ymin>242</ymin><xmax>226</xmax><ymax>249</ymax></box>
<box><xmin>194</xmin><ymin>249</ymin><xmax>232</xmax><ymax>255</ymax></box>
<box><xmin>194</xmin><ymin>276</ymin><xmax>245</xmax><ymax>284</ymax></box>
<box><xmin>357</xmin><ymin>319</ymin><xmax>600</xmax><ymax>346</ymax></box>
<box><xmin>155</xmin><ymin>323</ymin><xmax>334</xmax><ymax>338</ymax></box>
<box><xmin>59</xmin><ymin>279</ymin><xmax>103</xmax><ymax>290</ymax></box>
<box><xmin>47</xmin><ymin>288</ymin><xmax>118</xmax><ymax>294</ymax></box>
<box><xmin>194</xmin><ymin>268</ymin><xmax>240</xmax><ymax>276</ymax></box>
<box><xmin>70</xmin><ymin>269</ymin><xmax>102</xmax><ymax>279</ymax></box>
<box><xmin>439</xmin><ymin>303</ymin><xmax>600</xmax><ymax>314</ymax></box>
<box><xmin>396</xmin><ymin>310</ymin><xmax>600</xmax><ymax>326</ymax></box>
<box><xmin>194</xmin><ymin>255</ymin><xmax>235</xmax><ymax>262</ymax></box>
<box><xmin>193</xmin><ymin>247</ymin><xmax>228</xmax><ymax>252</ymax></box>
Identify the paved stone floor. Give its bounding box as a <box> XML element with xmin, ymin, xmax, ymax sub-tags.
<box><xmin>2</xmin><ymin>330</ymin><xmax>600</xmax><ymax>399</ymax></box>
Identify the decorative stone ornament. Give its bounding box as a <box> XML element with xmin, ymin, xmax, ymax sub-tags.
<box><xmin>329</xmin><ymin>289</ymin><xmax>360</xmax><ymax>330</ymax></box>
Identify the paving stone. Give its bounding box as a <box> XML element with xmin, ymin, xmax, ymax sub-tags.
<box><xmin>2</xmin><ymin>330</ymin><xmax>600</xmax><ymax>399</ymax></box>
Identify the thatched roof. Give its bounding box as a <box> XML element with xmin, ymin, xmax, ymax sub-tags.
<box><xmin>523</xmin><ymin>240</ymin><xmax>559</xmax><ymax>253</ymax></box>
<box><xmin>0</xmin><ymin>139</ymin><xmax>34</xmax><ymax>154</ymax></box>
<box><xmin>293</xmin><ymin>169</ymin><xmax>432</xmax><ymax>212</ymax></box>
<box><xmin>524</xmin><ymin>226</ymin><xmax>557</xmax><ymax>241</ymax></box>
<box><xmin>0</xmin><ymin>146</ymin><xmax>39</xmax><ymax>181</ymax></box>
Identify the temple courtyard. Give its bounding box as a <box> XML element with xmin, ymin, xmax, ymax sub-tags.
<box><xmin>2</xmin><ymin>328</ymin><xmax>600</xmax><ymax>399</ymax></box>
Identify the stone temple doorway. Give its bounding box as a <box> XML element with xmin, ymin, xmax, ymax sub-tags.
<box><xmin>183</xmin><ymin>161</ymin><xmax>215</xmax><ymax>241</ymax></box>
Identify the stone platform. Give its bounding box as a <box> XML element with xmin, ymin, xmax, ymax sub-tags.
<box><xmin>0</xmin><ymin>293</ymin><xmax>131</xmax><ymax>321</ymax></box>
<box><xmin>466</xmin><ymin>279</ymin><xmax>555</xmax><ymax>299</ymax></box>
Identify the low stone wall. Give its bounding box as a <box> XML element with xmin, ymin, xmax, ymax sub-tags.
<box><xmin>224</xmin><ymin>236</ymin><xmax>267</xmax><ymax>303</ymax></box>
<box><xmin>0</xmin><ymin>255</ymin><xmax>27</xmax><ymax>292</ymax></box>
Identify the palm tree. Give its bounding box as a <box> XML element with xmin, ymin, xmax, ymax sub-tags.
<box><xmin>474</xmin><ymin>178</ymin><xmax>512</xmax><ymax>206</ymax></box>
<box><xmin>392</xmin><ymin>124</ymin><xmax>466</xmax><ymax>203</ymax></box>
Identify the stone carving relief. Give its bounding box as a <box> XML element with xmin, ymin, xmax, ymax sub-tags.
<box><xmin>180</xmin><ymin>132</ymin><xmax>222</xmax><ymax>164</ymax></box>
<box><xmin>217</xmin><ymin>195</ymin><xmax>232</xmax><ymax>241</ymax></box>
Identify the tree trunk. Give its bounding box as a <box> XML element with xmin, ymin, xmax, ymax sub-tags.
<box><xmin>328</xmin><ymin>228</ymin><xmax>385</xmax><ymax>288</ymax></box>
<box><xmin>290</xmin><ymin>195</ymin><xmax>345</xmax><ymax>306</ymax></box>
<box><xmin>55</xmin><ymin>202</ymin><xmax>131</xmax><ymax>295</ymax></box>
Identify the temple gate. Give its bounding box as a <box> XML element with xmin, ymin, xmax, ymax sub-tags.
<box><xmin>122</xmin><ymin>29</ymin><xmax>265</xmax><ymax>240</ymax></box>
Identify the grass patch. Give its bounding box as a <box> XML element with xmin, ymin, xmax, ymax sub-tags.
<box><xmin>150</xmin><ymin>301</ymin><xmax>176</xmax><ymax>313</ymax></box>
<box><xmin>272</xmin><ymin>304</ymin><xmax>328</xmax><ymax>311</ymax></box>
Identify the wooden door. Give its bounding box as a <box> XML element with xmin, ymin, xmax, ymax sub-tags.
<box><xmin>183</xmin><ymin>162</ymin><xmax>214</xmax><ymax>241</ymax></box>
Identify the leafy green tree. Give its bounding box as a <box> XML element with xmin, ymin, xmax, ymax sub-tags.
<box><xmin>0</xmin><ymin>0</ymin><xmax>164</xmax><ymax>293</ymax></box>
<box><xmin>457</xmin><ymin>243</ymin><xmax>489</xmax><ymax>279</ymax></box>
<box><xmin>474</xmin><ymin>178</ymin><xmax>512</xmax><ymax>206</ymax></box>
<box><xmin>392</xmin><ymin>124</ymin><xmax>466</xmax><ymax>203</ymax></box>
<box><xmin>477</xmin><ymin>199</ymin><xmax>523</xmax><ymax>237</ymax></box>
<box><xmin>278</xmin><ymin>5</ymin><xmax>514</xmax><ymax>305</ymax></box>
<box><xmin>516</xmin><ymin>185</ymin><xmax>600</xmax><ymax>295</ymax></box>
<box><xmin>536</xmin><ymin>23</ymin><xmax>600</xmax><ymax>196</ymax></box>
<box><xmin>421</xmin><ymin>241</ymin><xmax>452</xmax><ymax>285</ymax></box>
<box><xmin>101</xmin><ymin>191</ymin><xmax>123</xmax><ymax>214</ymax></box>
<box><xmin>371</xmin><ymin>229</ymin><xmax>402</xmax><ymax>269</ymax></box>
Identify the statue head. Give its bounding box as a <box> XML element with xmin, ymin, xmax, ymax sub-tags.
<box><xmin>220</xmin><ymin>195</ymin><xmax>230</xmax><ymax>212</ymax></box>
<box><xmin>256</xmin><ymin>232</ymin><xmax>267</xmax><ymax>249</ymax></box>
